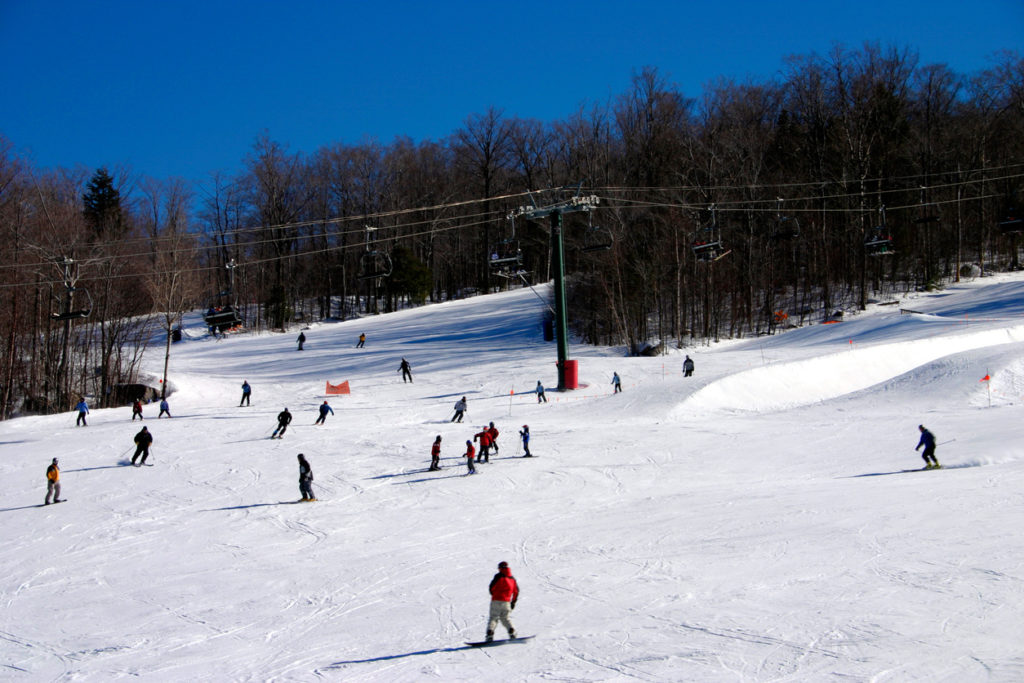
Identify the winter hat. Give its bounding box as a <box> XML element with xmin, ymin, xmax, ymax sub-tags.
<box><xmin>52</xmin><ymin>458</ymin><xmax>58</xmax><ymax>464</ymax></box>
<box><xmin>466</xmin><ymin>440</ymin><xmax>472</xmax><ymax>445</ymax></box>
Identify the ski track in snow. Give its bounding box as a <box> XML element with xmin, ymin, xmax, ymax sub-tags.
<box><xmin>4</xmin><ymin>277</ymin><xmax>1024</xmax><ymax>679</ymax></box>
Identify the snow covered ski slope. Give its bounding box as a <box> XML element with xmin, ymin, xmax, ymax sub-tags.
<box><xmin>3</xmin><ymin>274</ymin><xmax>1024</xmax><ymax>681</ymax></box>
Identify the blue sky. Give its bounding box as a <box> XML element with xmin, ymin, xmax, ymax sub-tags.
<box><xmin>1</xmin><ymin>0</ymin><xmax>1021</xmax><ymax>184</ymax></box>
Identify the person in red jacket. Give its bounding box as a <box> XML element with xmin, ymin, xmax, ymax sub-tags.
<box><xmin>485</xmin><ymin>561</ymin><xmax>519</xmax><ymax>642</ymax></box>
<box><xmin>429</xmin><ymin>435</ymin><xmax>442</xmax><ymax>471</ymax></box>
<box><xmin>474</xmin><ymin>427</ymin><xmax>493</xmax><ymax>463</ymax></box>
<box><xmin>464</xmin><ymin>440</ymin><xmax>476</xmax><ymax>475</ymax></box>
<box><xmin>487</xmin><ymin>421</ymin><xmax>500</xmax><ymax>454</ymax></box>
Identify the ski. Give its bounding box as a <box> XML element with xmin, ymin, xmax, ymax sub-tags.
<box><xmin>466</xmin><ymin>635</ymin><xmax>534</xmax><ymax>647</ymax></box>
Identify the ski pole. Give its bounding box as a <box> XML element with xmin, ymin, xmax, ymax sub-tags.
<box><xmin>937</xmin><ymin>439</ymin><xmax>957</xmax><ymax>446</ymax></box>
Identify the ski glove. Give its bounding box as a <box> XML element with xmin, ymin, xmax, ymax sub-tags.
<box><xmin>510</xmin><ymin>599</ymin><xmax>516</xmax><ymax>610</ymax></box>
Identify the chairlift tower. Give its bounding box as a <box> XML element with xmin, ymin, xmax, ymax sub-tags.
<box><xmin>510</xmin><ymin>190</ymin><xmax>600</xmax><ymax>391</ymax></box>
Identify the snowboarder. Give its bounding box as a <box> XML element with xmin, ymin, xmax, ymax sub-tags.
<box><xmin>131</xmin><ymin>398</ymin><xmax>144</xmax><ymax>421</ymax></box>
<box><xmin>314</xmin><ymin>400</ymin><xmax>334</xmax><ymax>425</ymax></box>
<box><xmin>297</xmin><ymin>332</ymin><xmax>306</xmax><ymax>351</ymax></box>
<box><xmin>536</xmin><ymin>381</ymin><xmax>547</xmax><ymax>403</ymax></box>
<box><xmin>45</xmin><ymin>458</ymin><xmax>62</xmax><ymax>505</ymax></box>
<box><xmin>485</xmin><ymin>561</ymin><xmax>519</xmax><ymax>643</ymax></box>
<box><xmin>464</xmin><ymin>440</ymin><xmax>477</xmax><ymax>474</ymax></box>
<box><xmin>297</xmin><ymin>453</ymin><xmax>316</xmax><ymax>501</ymax></box>
<box><xmin>612</xmin><ymin>372</ymin><xmax>622</xmax><ymax>393</ymax></box>
<box><xmin>487</xmin><ymin>422</ymin><xmax>500</xmax><ymax>453</ymax></box>
<box><xmin>520</xmin><ymin>425</ymin><xmax>532</xmax><ymax>457</ymax></box>
<box><xmin>239</xmin><ymin>380</ymin><xmax>251</xmax><ymax>407</ymax></box>
<box><xmin>75</xmin><ymin>397</ymin><xmax>89</xmax><ymax>426</ymax></box>
<box><xmin>451</xmin><ymin>396</ymin><xmax>467</xmax><ymax>423</ymax></box>
<box><xmin>356</xmin><ymin>333</ymin><xmax>366</xmax><ymax>348</ymax></box>
<box><xmin>683</xmin><ymin>355</ymin><xmax>695</xmax><ymax>377</ymax></box>
<box><xmin>398</xmin><ymin>357</ymin><xmax>413</xmax><ymax>383</ymax></box>
<box><xmin>429</xmin><ymin>435</ymin><xmax>442</xmax><ymax>471</ymax></box>
<box><xmin>915</xmin><ymin>424</ymin><xmax>940</xmax><ymax>469</ymax></box>
<box><xmin>158</xmin><ymin>398</ymin><xmax>171</xmax><ymax>418</ymax></box>
<box><xmin>474</xmin><ymin>427</ymin><xmax>493</xmax><ymax>463</ymax></box>
<box><xmin>272</xmin><ymin>408</ymin><xmax>293</xmax><ymax>438</ymax></box>
<box><xmin>131</xmin><ymin>426</ymin><xmax>153</xmax><ymax>466</ymax></box>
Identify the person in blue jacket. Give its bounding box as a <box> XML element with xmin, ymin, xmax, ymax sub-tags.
<box><xmin>75</xmin><ymin>397</ymin><xmax>89</xmax><ymax>426</ymax></box>
<box><xmin>519</xmin><ymin>425</ymin><xmax>532</xmax><ymax>457</ymax></box>
<box><xmin>915</xmin><ymin>425</ymin><xmax>940</xmax><ymax>469</ymax></box>
<box><xmin>239</xmin><ymin>380</ymin><xmax>251</xmax><ymax>407</ymax></box>
<box><xmin>314</xmin><ymin>400</ymin><xmax>334</xmax><ymax>425</ymax></box>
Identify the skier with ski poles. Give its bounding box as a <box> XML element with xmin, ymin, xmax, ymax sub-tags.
<box><xmin>915</xmin><ymin>424</ymin><xmax>940</xmax><ymax>469</ymax></box>
<box><xmin>131</xmin><ymin>426</ymin><xmax>153</xmax><ymax>466</ymax></box>
<box><xmin>272</xmin><ymin>408</ymin><xmax>292</xmax><ymax>439</ymax></box>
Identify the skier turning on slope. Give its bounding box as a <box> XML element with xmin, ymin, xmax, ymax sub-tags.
<box><xmin>915</xmin><ymin>425</ymin><xmax>940</xmax><ymax>469</ymax></box>
<box><xmin>451</xmin><ymin>397</ymin><xmax>467</xmax><ymax>423</ymax></box>
<box><xmin>314</xmin><ymin>401</ymin><xmax>334</xmax><ymax>425</ymax></box>
<box><xmin>398</xmin><ymin>358</ymin><xmax>413</xmax><ymax>383</ymax></box>
<box><xmin>485</xmin><ymin>561</ymin><xmax>519</xmax><ymax>642</ymax></box>
<box><xmin>272</xmin><ymin>408</ymin><xmax>293</xmax><ymax>438</ymax></box>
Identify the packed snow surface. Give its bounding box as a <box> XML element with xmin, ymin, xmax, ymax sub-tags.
<box><xmin>4</xmin><ymin>274</ymin><xmax>1024</xmax><ymax>681</ymax></box>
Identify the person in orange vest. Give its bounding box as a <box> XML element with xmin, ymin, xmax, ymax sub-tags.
<box><xmin>485</xmin><ymin>561</ymin><xmax>519</xmax><ymax>642</ymax></box>
<box><xmin>429</xmin><ymin>435</ymin><xmax>442</xmax><ymax>471</ymax></box>
<box><xmin>464</xmin><ymin>440</ymin><xmax>476</xmax><ymax>475</ymax></box>
<box><xmin>474</xmin><ymin>427</ymin><xmax>493</xmax><ymax>463</ymax></box>
<box><xmin>356</xmin><ymin>333</ymin><xmax>366</xmax><ymax>348</ymax></box>
<box><xmin>45</xmin><ymin>458</ymin><xmax>63</xmax><ymax>505</ymax></box>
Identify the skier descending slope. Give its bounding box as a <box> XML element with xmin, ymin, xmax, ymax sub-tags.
<box><xmin>272</xmin><ymin>408</ymin><xmax>292</xmax><ymax>439</ymax></box>
<box><xmin>915</xmin><ymin>424</ymin><xmax>941</xmax><ymax>469</ymax></box>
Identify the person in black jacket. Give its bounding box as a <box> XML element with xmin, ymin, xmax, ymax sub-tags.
<box><xmin>683</xmin><ymin>355</ymin><xmax>695</xmax><ymax>377</ymax></box>
<box><xmin>398</xmin><ymin>358</ymin><xmax>413</xmax><ymax>383</ymax></box>
<box><xmin>297</xmin><ymin>453</ymin><xmax>315</xmax><ymax>501</ymax></box>
<box><xmin>915</xmin><ymin>425</ymin><xmax>940</xmax><ymax>469</ymax></box>
<box><xmin>296</xmin><ymin>332</ymin><xmax>306</xmax><ymax>350</ymax></box>
<box><xmin>272</xmin><ymin>408</ymin><xmax>293</xmax><ymax>439</ymax></box>
<box><xmin>131</xmin><ymin>426</ymin><xmax>153</xmax><ymax>466</ymax></box>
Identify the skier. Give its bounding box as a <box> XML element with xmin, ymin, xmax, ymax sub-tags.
<box><xmin>487</xmin><ymin>421</ymin><xmax>500</xmax><ymax>453</ymax></box>
<box><xmin>45</xmin><ymin>458</ymin><xmax>63</xmax><ymax>505</ymax></box>
<box><xmin>683</xmin><ymin>355</ymin><xmax>695</xmax><ymax>377</ymax></box>
<box><xmin>131</xmin><ymin>398</ymin><xmax>144</xmax><ymax>421</ymax></box>
<box><xmin>451</xmin><ymin>396</ymin><xmax>467</xmax><ymax>423</ymax></box>
<box><xmin>536</xmin><ymin>381</ymin><xmax>547</xmax><ymax>403</ymax></box>
<box><xmin>75</xmin><ymin>397</ymin><xmax>89</xmax><ymax>426</ymax></box>
<box><xmin>297</xmin><ymin>453</ymin><xmax>316</xmax><ymax>501</ymax></box>
<box><xmin>915</xmin><ymin>424</ymin><xmax>940</xmax><ymax>469</ymax></box>
<box><xmin>464</xmin><ymin>440</ymin><xmax>477</xmax><ymax>475</ymax></box>
<box><xmin>314</xmin><ymin>400</ymin><xmax>334</xmax><ymax>425</ymax></box>
<box><xmin>131</xmin><ymin>426</ymin><xmax>153</xmax><ymax>466</ymax></box>
<box><xmin>297</xmin><ymin>332</ymin><xmax>306</xmax><ymax>351</ymax></box>
<box><xmin>519</xmin><ymin>425</ymin><xmax>532</xmax><ymax>457</ymax></box>
<box><xmin>356</xmin><ymin>333</ymin><xmax>366</xmax><ymax>348</ymax></box>
<box><xmin>485</xmin><ymin>561</ymin><xmax>519</xmax><ymax>643</ymax></box>
<box><xmin>272</xmin><ymin>408</ymin><xmax>293</xmax><ymax>439</ymax></box>
<box><xmin>158</xmin><ymin>398</ymin><xmax>171</xmax><ymax>418</ymax></box>
<box><xmin>430</xmin><ymin>435</ymin><xmax>442</xmax><ymax>471</ymax></box>
<box><xmin>398</xmin><ymin>358</ymin><xmax>413</xmax><ymax>383</ymax></box>
<box><xmin>239</xmin><ymin>380</ymin><xmax>251</xmax><ymax>407</ymax></box>
<box><xmin>474</xmin><ymin>427</ymin><xmax>493</xmax><ymax>463</ymax></box>
<box><xmin>612</xmin><ymin>372</ymin><xmax>622</xmax><ymax>393</ymax></box>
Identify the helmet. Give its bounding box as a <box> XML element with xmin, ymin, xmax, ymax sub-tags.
<box><xmin>498</xmin><ymin>561</ymin><xmax>508</xmax><ymax>569</ymax></box>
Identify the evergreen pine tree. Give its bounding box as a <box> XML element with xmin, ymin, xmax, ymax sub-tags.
<box><xmin>82</xmin><ymin>168</ymin><xmax>123</xmax><ymax>236</ymax></box>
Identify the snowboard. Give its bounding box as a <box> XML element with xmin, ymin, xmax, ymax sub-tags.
<box><xmin>466</xmin><ymin>635</ymin><xmax>534</xmax><ymax>647</ymax></box>
<box><xmin>41</xmin><ymin>499</ymin><xmax>67</xmax><ymax>507</ymax></box>
<box><xmin>902</xmin><ymin>465</ymin><xmax>942</xmax><ymax>473</ymax></box>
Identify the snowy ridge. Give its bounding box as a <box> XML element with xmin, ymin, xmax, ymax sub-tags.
<box><xmin>3</xmin><ymin>276</ymin><xmax>1024</xmax><ymax>680</ymax></box>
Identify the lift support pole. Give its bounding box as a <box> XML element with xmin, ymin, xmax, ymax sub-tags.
<box><xmin>510</xmin><ymin>192</ymin><xmax>599</xmax><ymax>391</ymax></box>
